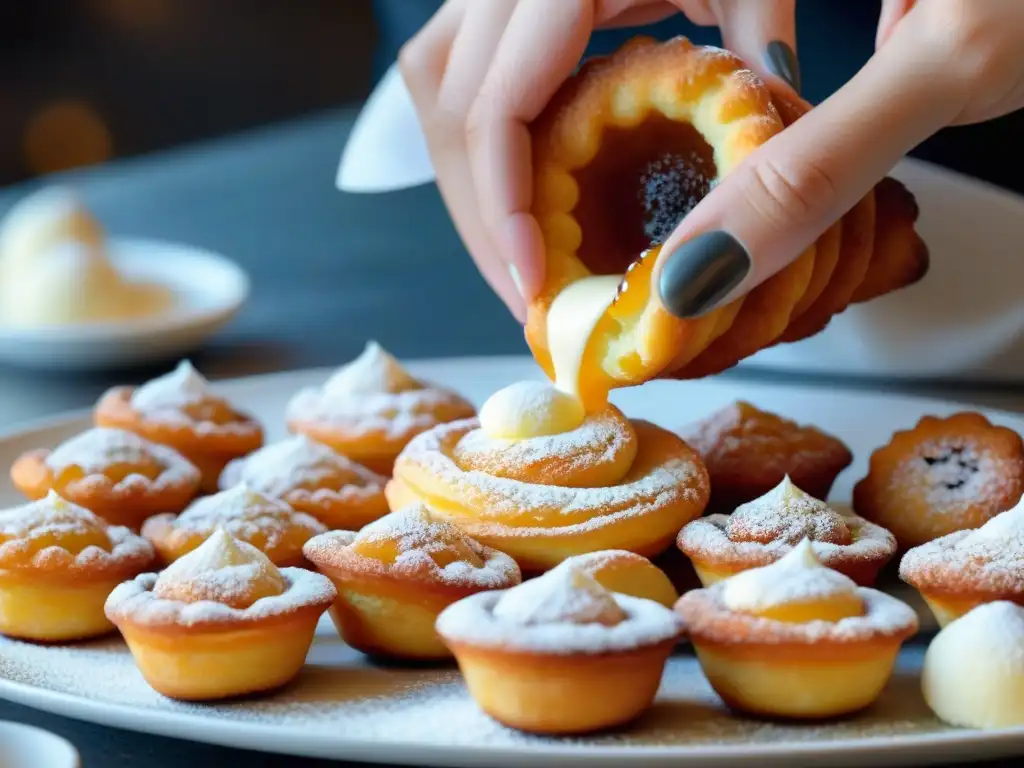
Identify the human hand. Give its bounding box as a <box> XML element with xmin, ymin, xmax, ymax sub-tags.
<box><xmin>399</xmin><ymin>0</ymin><xmax>800</xmax><ymax>322</ymax></box>
<box><xmin>658</xmin><ymin>0</ymin><xmax>1024</xmax><ymax>318</ymax></box>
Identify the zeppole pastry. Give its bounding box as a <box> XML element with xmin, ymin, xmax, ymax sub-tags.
<box><xmin>285</xmin><ymin>341</ymin><xmax>475</xmax><ymax>475</ymax></box>
<box><xmin>142</xmin><ymin>483</ymin><xmax>326</xmax><ymax>568</ymax></box>
<box><xmin>675</xmin><ymin>539</ymin><xmax>918</xmax><ymax>719</ymax></box>
<box><xmin>900</xmin><ymin>493</ymin><xmax>1024</xmax><ymax>627</ymax></box>
<box><xmin>921</xmin><ymin>601</ymin><xmax>1024</xmax><ymax>729</ymax></box>
<box><xmin>303</xmin><ymin>504</ymin><xmax>521</xmax><ymax>660</ymax></box>
<box><xmin>10</xmin><ymin>427</ymin><xmax>201</xmax><ymax>529</ymax></box>
<box><xmin>219</xmin><ymin>435</ymin><xmax>389</xmax><ymax>530</ymax></box>
<box><xmin>387</xmin><ymin>380</ymin><xmax>710</xmax><ymax>571</ymax></box>
<box><xmin>94</xmin><ymin>360</ymin><xmax>264</xmax><ymax>492</ymax></box>
<box><xmin>0</xmin><ymin>491</ymin><xmax>154</xmax><ymax>642</ymax></box>
<box><xmin>525</xmin><ymin>36</ymin><xmax>927</xmax><ymax>402</ymax></box>
<box><xmin>562</xmin><ymin>550</ymin><xmax>678</xmax><ymax>608</ymax></box>
<box><xmin>436</xmin><ymin>560</ymin><xmax>685</xmax><ymax>734</ymax></box>
<box><xmin>853</xmin><ymin>412</ymin><xmax>1024</xmax><ymax>549</ymax></box>
<box><xmin>106</xmin><ymin>528</ymin><xmax>335</xmax><ymax>701</ymax></box>
<box><xmin>677</xmin><ymin>476</ymin><xmax>896</xmax><ymax>587</ymax></box>
<box><xmin>680</xmin><ymin>401</ymin><xmax>852</xmax><ymax>514</ymax></box>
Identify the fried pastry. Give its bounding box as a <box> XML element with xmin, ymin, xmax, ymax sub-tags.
<box><xmin>922</xmin><ymin>601</ymin><xmax>1024</xmax><ymax>729</ymax></box>
<box><xmin>437</xmin><ymin>560</ymin><xmax>685</xmax><ymax>734</ymax></box>
<box><xmin>94</xmin><ymin>361</ymin><xmax>264</xmax><ymax>492</ymax></box>
<box><xmin>303</xmin><ymin>504</ymin><xmax>521</xmax><ymax>660</ymax></box>
<box><xmin>525</xmin><ymin>36</ymin><xmax>928</xmax><ymax>399</ymax></box>
<box><xmin>0</xmin><ymin>491</ymin><xmax>154</xmax><ymax>642</ymax></box>
<box><xmin>853</xmin><ymin>412</ymin><xmax>1024</xmax><ymax>549</ymax></box>
<box><xmin>563</xmin><ymin>550</ymin><xmax>678</xmax><ymax>608</ymax></box>
<box><xmin>142</xmin><ymin>483</ymin><xmax>326</xmax><ymax>568</ymax></box>
<box><xmin>677</xmin><ymin>476</ymin><xmax>897</xmax><ymax>587</ymax></box>
<box><xmin>387</xmin><ymin>381</ymin><xmax>710</xmax><ymax>572</ymax></box>
<box><xmin>11</xmin><ymin>427</ymin><xmax>201</xmax><ymax>529</ymax></box>
<box><xmin>680</xmin><ymin>401</ymin><xmax>853</xmax><ymax>514</ymax></box>
<box><xmin>106</xmin><ymin>528</ymin><xmax>335</xmax><ymax>701</ymax></box>
<box><xmin>219</xmin><ymin>435</ymin><xmax>389</xmax><ymax>530</ymax></box>
<box><xmin>900</xmin><ymin>493</ymin><xmax>1024</xmax><ymax>627</ymax></box>
<box><xmin>285</xmin><ymin>341</ymin><xmax>475</xmax><ymax>475</ymax></box>
<box><xmin>676</xmin><ymin>538</ymin><xmax>918</xmax><ymax>719</ymax></box>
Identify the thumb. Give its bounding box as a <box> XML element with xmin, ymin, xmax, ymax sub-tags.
<box><xmin>656</xmin><ymin>20</ymin><xmax>958</xmax><ymax>319</ymax></box>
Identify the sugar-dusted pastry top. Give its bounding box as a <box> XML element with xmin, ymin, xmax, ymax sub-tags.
<box><xmin>285</xmin><ymin>341</ymin><xmax>474</xmax><ymax>438</ymax></box>
<box><xmin>303</xmin><ymin>504</ymin><xmax>520</xmax><ymax>590</ymax></box>
<box><xmin>922</xmin><ymin>601</ymin><xmax>1024</xmax><ymax>729</ymax></box>
<box><xmin>435</xmin><ymin>561</ymin><xmax>685</xmax><ymax>655</ymax></box>
<box><xmin>678</xmin><ymin>476</ymin><xmax>895</xmax><ymax>566</ymax></box>
<box><xmin>105</xmin><ymin>529</ymin><xmax>335</xmax><ymax>628</ymax></box>
<box><xmin>0</xmin><ymin>490</ymin><xmax>153</xmax><ymax>576</ymax></box>
<box><xmin>131</xmin><ymin>360</ymin><xmax>211</xmax><ymax>414</ymax></box>
<box><xmin>900</xmin><ymin>494</ymin><xmax>1024</xmax><ymax>594</ymax></box>
<box><xmin>144</xmin><ymin>483</ymin><xmax>326</xmax><ymax>547</ymax></box>
<box><xmin>43</xmin><ymin>427</ymin><xmax>198</xmax><ymax>485</ymax></box>
<box><xmin>219</xmin><ymin>435</ymin><xmax>386</xmax><ymax>499</ymax></box>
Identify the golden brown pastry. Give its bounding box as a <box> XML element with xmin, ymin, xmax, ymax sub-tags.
<box><xmin>94</xmin><ymin>361</ymin><xmax>264</xmax><ymax>493</ymax></box>
<box><xmin>10</xmin><ymin>427</ymin><xmax>201</xmax><ymax>529</ymax></box>
<box><xmin>853</xmin><ymin>412</ymin><xmax>1024</xmax><ymax>549</ymax></box>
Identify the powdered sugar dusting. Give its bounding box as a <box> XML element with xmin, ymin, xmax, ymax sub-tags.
<box><xmin>130</xmin><ymin>360</ymin><xmax>210</xmax><ymax>414</ymax></box>
<box><xmin>491</xmin><ymin>564</ymin><xmax>626</xmax><ymax>626</ymax></box>
<box><xmin>46</xmin><ymin>427</ymin><xmax>155</xmax><ymax>473</ymax></box>
<box><xmin>725</xmin><ymin>477</ymin><xmax>852</xmax><ymax>546</ymax></box>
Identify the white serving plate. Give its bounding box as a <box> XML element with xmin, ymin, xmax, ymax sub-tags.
<box><xmin>747</xmin><ymin>158</ymin><xmax>1024</xmax><ymax>381</ymax></box>
<box><xmin>0</xmin><ymin>238</ymin><xmax>249</xmax><ymax>371</ymax></box>
<box><xmin>0</xmin><ymin>355</ymin><xmax>1022</xmax><ymax>767</ymax></box>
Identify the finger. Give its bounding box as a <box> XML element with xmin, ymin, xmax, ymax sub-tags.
<box><xmin>876</xmin><ymin>0</ymin><xmax>916</xmax><ymax>50</ymax></box>
<box><xmin>656</xmin><ymin>18</ymin><xmax>960</xmax><ymax>319</ymax></box>
<box><xmin>398</xmin><ymin>0</ymin><xmax>467</xmax><ymax>107</ymax></box>
<box><xmin>714</xmin><ymin>0</ymin><xmax>799</xmax><ymax>93</ymax></box>
<box><xmin>596</xmin><ymin>1</ymin><xmax>679</xmax><ymax>29</ymax></box>
<box><xmin>465</xmin><ymin>0</ymin><xmax>596</xmax><ymax>299</ymax></box>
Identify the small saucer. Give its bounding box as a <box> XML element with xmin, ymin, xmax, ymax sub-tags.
<box><xmin>0</xmin><ymin>721</ymin><xmax>79</xmax><ymax>768</ymax></box>
<box><xmin>0</xmin><ymin>238</ymin><xmax>249</xmax><ymax>371</ymax></box>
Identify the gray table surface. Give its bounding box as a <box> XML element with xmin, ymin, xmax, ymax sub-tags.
<box><xmin>0</xmin><ymin>106</ymin><xmax>1022</xmax><ymax>767</ymax></box>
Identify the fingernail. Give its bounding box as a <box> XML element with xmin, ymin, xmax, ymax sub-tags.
<box><xmin>508</xmin><ymin>264</ymin><xmax>525</xmax><ymax>297</ymax></box>
<box><xmin>658</xmin><ymin>231</ymin><xmax>751</xmax><ymax>319</ymax></box>
<box><xmin>765</xmin><ymin>40</ymin><xmax>801</xmax><ymax>93</ymax></box>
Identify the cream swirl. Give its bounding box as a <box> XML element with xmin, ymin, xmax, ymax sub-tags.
<box><xmin>131</xmin><ymin>360</ymin><xmax>210</xmax><ymax>412</ymax></box>
<box><xmin>323</xmin><ymin>341</ymin><xmax>420</xmax><ymax>397</ymax></box>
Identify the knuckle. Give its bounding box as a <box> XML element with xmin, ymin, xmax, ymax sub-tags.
<box><xmin>739</xmin><ymin>156</ymin><xmax>836</xmax><ymax>231</ymax></box>
<box><xmin>397</xmin><ymin>38</ymin><xmax>427</xmax><ymax>85</ymax></box>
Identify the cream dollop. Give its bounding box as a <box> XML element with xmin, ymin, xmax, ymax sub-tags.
<box><xmin>493</xmin><ymin>563</ymin><xmax>627</xmax><ymax>627</ymax></box>
<box><xmin>545</xmin><ymin>275</ymin><xmax>621</xmax><ymax>405</ymax></box>
<box><xmin>0</xmin><ymin>186</ymin><xmax>171</xmax><ymax>327</ymax></box>
<box><xmin>131</xmin><ymin>360</ymin><xmax>211</xmax><ymax>412</ymax></box>
<box><xmin>478</xmin><ymin>380</ymin><xmax>585</xmax><ymax>439</ymax></box>
<box><xmin>323</xmin><ymin>341</ymin><xmax>420</xmax><ymax>397</ymax></box>
<box><xmin>721</xmin><ymin>538</ymin><xmax>861</xmax><ymax>617</ymax></box>
<box><xmin>153</xmin><ymin>528</ymin><xmax>286</xmax><ymax>608</ymax></box>
<box><xmin>922</xmin><ymin>601</ymin><xmax>1024</xmax><ymax>728</ymax></box>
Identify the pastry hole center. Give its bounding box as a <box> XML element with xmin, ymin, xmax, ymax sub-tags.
<box><xmin>922</xmin><ymin>445</ymin><xmax>981</xmax><ymax>492</ymax></box>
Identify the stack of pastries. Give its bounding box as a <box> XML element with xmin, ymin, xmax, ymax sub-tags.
<box><xmin>7</xmin><ymin>36</ymin><xmax>1024</xmax><ymax>739</ymax></box>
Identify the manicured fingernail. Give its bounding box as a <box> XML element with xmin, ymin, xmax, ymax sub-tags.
<box><xmin>765</xmin><ymin>40</ymin><xmax>801</xmax><ymax>93</ymax></box>
<box><xmin>508</xmin><ymin>264</ymin><xmax>525</xmax><ymax>297</ymax></box>
<box><xmin>658</xmin><ymin>231</ymin><xmax>751</xmax><ymax>319</ymax></box>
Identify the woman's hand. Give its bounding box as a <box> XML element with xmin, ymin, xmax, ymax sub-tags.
<box><xmin>658</xmin><ymin>0</ymin><xmax>1024</xmax><ymax>318</ymax></box>
<box><xmin>399</xmin><ymin>0</ymin><xmax>799</xmax><ymax>321</ymax></box>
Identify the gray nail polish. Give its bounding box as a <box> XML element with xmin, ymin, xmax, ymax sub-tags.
<box><xmin>765</xmin><ymin>40</ymin><xmax>801</xmax><ymax>93</ymax></box>
<box><xmin>658</xmin><ymin>231</ymin><xmax>751</xmax><ymax>319</ymax></box>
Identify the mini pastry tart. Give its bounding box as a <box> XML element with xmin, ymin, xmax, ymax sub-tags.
<box><xmin>0</xmin><ymin>491</ymin><xmax>154</xmax><ymax>642</ymax></box>
<box><xmin>94</xmin><ymin>361</ymin><xmax>264</xmax><ymax>493</ymax></box>
<box><xmin>142</xmin><ymin>483</ymin><xmax>326</xmax><ymax>568</ymax></box>
<box><xmin>677</xmin><ymin>476</ymin><xmax>896</xmax><ymax>587</ymax></box>
<box><xmin>106</xmin><ymin>528</ymin><xmax>335</xmax><ymax>701</ymax></box>
<box><xmin>922</xmin><ymin>601</ymin><xmax>1024</xmax><ymax>729</ymax></box>
<box><xmin>285</xmin><ymin>342</ymin><xmax>475</xmax><ymax>475</ymax></box>
<box><xmin>561</xmin><ymin>550</ymin><xmax>678</xmax><ymax>608</ymax></box>
<box><xmin>679</xmin><ymin>401</ymin><xmax>852</xmax><ymax>514</ymax></box>
<box><xmin>900</xmin><ymin>494</ymin><xmax>1024</xmax><ymax>627</ymax></box>
<box><xmin>437</xmin><ymin>561</ymin><xmax>685</xmax><ymax>734</ymax></box>
<box><xmin>388</xmin><ymin>403</ymin><xmax>709</xmax><ymax>572</ymax></box>
<box><xmin>675</xmin><ymin>539</ymin><xmax>918</xmax><ymax>719</ymax></box>
<box><xmin>303</xmin><ymin>504</ymin><xmax>521</xmax><ymax>660</ymax></box>
<box><xmin>219</xmin><ymin>435</ymin><xmax>389</xmax><ymax>530</ymax></box>
<box><xmin>853</xmin><ymin>412</ymin><xmax>1024</xmax><ymax>549</ymax></box>
<box><xmin>10</xmin><ymin>427</ymin><xmax>201</xmax><ymax>529</ymax></box>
